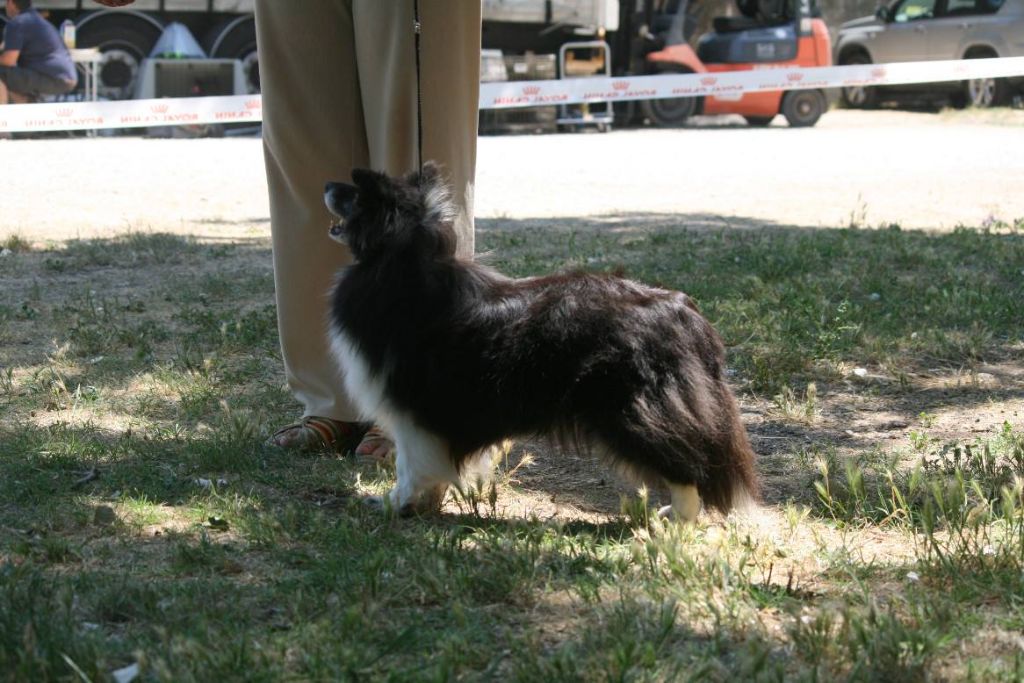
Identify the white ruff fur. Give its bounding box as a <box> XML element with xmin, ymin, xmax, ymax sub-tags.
<box><xmin>328</xmin><ymin>327</ymin><xmax>461</xmax><ymax>511</ymax></box>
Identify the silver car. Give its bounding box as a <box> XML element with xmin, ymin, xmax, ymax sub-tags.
<box><xmin>835</xmin><ymin>0</ymin><xmax>1024</xmax><ymax>107</ymax></box>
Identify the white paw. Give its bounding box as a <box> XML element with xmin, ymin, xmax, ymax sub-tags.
<box><xmin>658</xmin><ymin>504</ymin><xmax>697</xmax><ymax>524</ymax></box>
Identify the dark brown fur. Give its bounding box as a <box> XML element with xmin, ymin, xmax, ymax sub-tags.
<box><xmin>325</xmin><ymin>164</ymin><xmax>758</xmax><ymax>514</ymax></box>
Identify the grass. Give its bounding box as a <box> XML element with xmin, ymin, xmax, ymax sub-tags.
<box><xmin>1</xmin><ymin>220</ymin><xmax>1023</xmax><ymax>681</ymax></box>
<box><xmin>484</xmin><ymin>219</ymin><xmax>1024</xmax><ymax>392</ymax></box>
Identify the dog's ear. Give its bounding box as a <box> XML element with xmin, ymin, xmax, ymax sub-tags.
<box><xmin>324</xmin><ymin>181</ymin><xmax>358</xmax><ymax>219</ymax></box>
<box><xmin>411</xmin><ymin>163</ymin><xmax>456</xmax><ymax>231</ymax></box>
<box><xmin>411</xmin><ymin>163</ymin><xmax>458</xmax><ymax>258</ymax></box>
<box><xmin>351</xmin><ymin>168</ymin><xmax>392</xmax><ymax>200</ymax></box>
<box><xmin>412</xmin><ymin>161</ymin><xmax>442</xmax><ymax>187</ymax></box>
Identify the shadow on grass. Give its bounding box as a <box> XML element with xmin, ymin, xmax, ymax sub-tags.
<box><xmin>0</xmin><ymin>420</ymin><xmax>997</xmax><ymax>682</ymax></box>
<box><xmin>5</xmin><ymin>402</ymin><xmax>1024</xmax><ymax>679</ymax></box>
<box><xmin>2</xmin><ymin>220</ymin><xmax>1022</xmax><ymax>514</ymax></box>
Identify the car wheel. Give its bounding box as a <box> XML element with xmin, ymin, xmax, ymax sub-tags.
<box><xmin>782</xmin><ymin>90</ymin><xmax>826</xmax><ymax>127</ymax></box>
<box><xmin>743</xmin><ymin>115</ymin><xmax>775</xmax><ymax>127</ymax></box>
<box><xmin>839</xmin><ymin>52</ymin><xmax>878</xmax><ymax>109</ymax></box>
<box><xmin>963</xmin><ymin>50</ymin><xmax>1010</xmax><ymax>108</ymax></box>
<box><xmin>966</xmin><ymin>76</ymin><xmax>1009</xmax><ymax>108</ymax></box>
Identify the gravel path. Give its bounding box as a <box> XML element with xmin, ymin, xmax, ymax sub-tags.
<box><xmin>3</xmin><ymin>109</ymin><xmax>1022</xmax><ymax>244</ymax></box>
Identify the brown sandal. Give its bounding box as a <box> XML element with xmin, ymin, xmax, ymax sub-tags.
<box><xmin>267</xmin><ymin>416</ymin><xmax>367</xmax><ymax>453</ymax></box>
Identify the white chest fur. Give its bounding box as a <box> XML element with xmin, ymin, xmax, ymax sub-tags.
<box><xmin>327</xmin><ymin>327</ymin><xmax>391</xmax><ymax>425</ymax></box>
<box><xmin>327</xmin><ymin>325</ymin><xmax>465</xmax><ymax>513</ymax></box>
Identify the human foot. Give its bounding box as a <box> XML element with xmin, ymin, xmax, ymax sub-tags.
<box><xmin>354</xmin><ymin>425</ymin><xmax>396</xmax><ymax>465</ymax></box>
<box><xmin>267</xmin><ymin>416</ymin><xmax>367</xmax><ymax>453</ymax></box>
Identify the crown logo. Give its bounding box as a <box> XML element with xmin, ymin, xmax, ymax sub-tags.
<box><xmin>787</xmin><ymin>72</ymin><xmax>804</xmax><ymax>82</ymax></box>
<box><xmin>522</xmin><ymin>86</ymin><xmax>541</xmax><ymax>95</ymax></box>
<box><xmin>871</xmin><ymin>68</ymin><xmax>887</xmax><ymax>79</ymax></box>
<box><xmin>151</xmin><ymin>104</ymin><xmax>170</xmax><ymax>114</ymax></box>
<box><xmin>245</xmin><ymin>99</ymin><xmax>261</xmax><ymax>110</ymax></box>
<box><xmin>56</xmin><ymin>107</ymin><xmax>73</xmax><ymax>117</ymax></box>
<box><xmin>612</xmin><ymin>81</ymin><xmax>630</xmax><ymax>90</ymax></box>
<box><xmin>700</xmin><ymin>76</ymin><xmax>717</xmax><ymax>86</ymax></box>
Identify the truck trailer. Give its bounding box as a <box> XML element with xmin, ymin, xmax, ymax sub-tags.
<box><xmin>3</xmin><ymin>1</ymin><xmax>260</xmax><ymax>99</ymax></box>
<box><xmin>5</xmin><ymin>0</ymin><xmax>830</xmax><ymax>128</ymax></box>
<box><xmin>5</xmin><ymin>1</ymin><xmax>616</xmax><ymax>101</ymax></box>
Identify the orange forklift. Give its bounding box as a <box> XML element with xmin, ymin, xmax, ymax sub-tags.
<box><xmin>613</xmin><ymin>0</ymin><xmax>833</xmax><ymax>127</ymax></box>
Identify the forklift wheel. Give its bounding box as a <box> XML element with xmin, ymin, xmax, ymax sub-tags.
<box><xmin>743</xmin><ymin>116</ymin><xmax>775</xmax><ymax>127</ymax></box>
<box><xmin>640</xmin><ymin>67</ymin><xmax>699</xmax><ymax>127</ymax></box>
<box><xmin>641</xmin><ymin>94</ymin><xmax>698</xmax><ymax>127</ymax></box>
<box><xmin>781</xmin><ymin>90</ymin><xmax>826</xmax><ymax>128</ymax></box>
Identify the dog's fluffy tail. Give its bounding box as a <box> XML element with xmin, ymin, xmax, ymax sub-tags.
<box><xmin>698</xmin><ymin>397</ymin><xmax>760</xmax><ymax>516</ymax></box>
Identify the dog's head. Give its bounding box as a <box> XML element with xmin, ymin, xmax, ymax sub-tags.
<box><xmin>325</xmin><ymin>162</ymin><xmax>457</xmax><ymax>262</ymax></box>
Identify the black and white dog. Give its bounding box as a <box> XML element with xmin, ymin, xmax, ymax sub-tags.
<box><xmin>325</xmin><ymin>163</ymin><xmax>758</xmax><ymax>520</ymax></box>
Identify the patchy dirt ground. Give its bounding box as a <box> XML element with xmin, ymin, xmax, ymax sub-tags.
<box><xmin>3</xmin><ymin>108</ymin><xmax>1024</xmax><ymax>244</ymax></box>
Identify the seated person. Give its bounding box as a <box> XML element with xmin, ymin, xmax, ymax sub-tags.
<box><xmin>0</xmin><ymin>0</ymin><xmax>77</xmax><ymax>105</ymax></box>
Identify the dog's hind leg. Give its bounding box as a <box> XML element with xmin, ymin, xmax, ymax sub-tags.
<box><xmin>377</xmin><ymin>414</ymin><xmax>458</xmax><ymax>516</ymax></box>
<box><xmin>591</xmin><ymin>405</ymin><xmax>704</xmax><ymax>524</ymax></box>
<box><xmin>658</xmin><ymin>483</ymin><xmax>701</xmax><ymax>523</ymax></box>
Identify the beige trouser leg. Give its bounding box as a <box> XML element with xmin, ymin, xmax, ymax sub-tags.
<box><xmin>254</xmin><ymin>0</ymin><xmax>480</xmax><ymax>421</ymax></box>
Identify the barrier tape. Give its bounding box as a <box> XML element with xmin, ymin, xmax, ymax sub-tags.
<box><xmin>0</xmin><ymin>94</ymin><xmax>262</xmax><ymax>133</ymax></box>
<box><xmin>1</xmin><ymin>56</ymin><xmax>1022</xmax><ymax>133</ymax></box>
<box><xmin>482</xmin><ymin>55</ymin><xmax>1024</xmax><ymax>109</ymax></box>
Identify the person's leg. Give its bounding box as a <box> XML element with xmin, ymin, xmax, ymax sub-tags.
<box><xmin>353</xmin><ymin>0</ymin><xmax>481</xmax><ymax>257</ymax></box>
<box><xmin>0</xmin><ymin>66</ymin><xmax>71</xmax><ymax>103</ymax></box>
<box><xmin>420</xmin><ymin>0</ymin><xmax>482</xmax><ymax>258</ymax></box>
<box><xmin>255</xmin><ymin>0</ymin><xmax>481</xmax><ymax>455</ymax></box>
<box><xmin>254</xmin><ymin>0</ymin><xmax>369</xmax><ymax>446</ymax></box>
<box><xmin>0</xmin><ymin>68</ymin><xmax>13</xmax><ymax>105</ymax></box>
<box><xmin>344</xmin><ymin>1</ymin><xmax>480</xmax><ymax>460</ymax></box>
<box><xmin>0</xmin><ymin>77</ymin><xmax>30</xmax><ymax>103</ymax></box>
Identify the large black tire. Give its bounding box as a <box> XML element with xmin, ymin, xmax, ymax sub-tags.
<box><xmin>839</xmin><ymin>51</ymin><xmax>879</xmax><ymax>109</ymax></box>
<box><xmin>76</xmin><ymin>14</ymin><xmax>164</xmax><ymax>100</ymax></box>
<box><xmin>203</xmin><ymin>16</ymin><xmax>260</xmax><ymax>93</ymax></box>
<box><xmin>640</xmin><ymin>67</ymin><xmax>699</xmax><ymax>127</ymax></box>
<box><xmin>781</xmin><ymin>89</ymin><xmax>826</xmax><ymax>127</ymax></box>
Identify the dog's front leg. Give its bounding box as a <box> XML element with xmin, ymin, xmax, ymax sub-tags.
<box><xmin>371</xmin><ymin>417</ymin><xmax>456</xmax><ymax>516</ymax></box>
